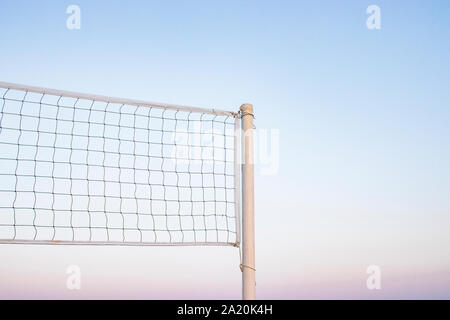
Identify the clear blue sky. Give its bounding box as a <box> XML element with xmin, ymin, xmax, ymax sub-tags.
<box><xmin>0</xmin><ymin>0</ymin><xmax>449</xmax><ymax>299</ymax></box>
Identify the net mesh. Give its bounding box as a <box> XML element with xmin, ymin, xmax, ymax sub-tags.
<box><xmin>0</xmin><ymin>86</ymin><xmax>238</xmax><ymax>245</ymax></box>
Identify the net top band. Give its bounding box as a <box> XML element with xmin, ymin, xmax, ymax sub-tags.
<box><xmin>0</xmin><ymin>81</ymin><xmax>236</xmax><ymax>117</ymax></box>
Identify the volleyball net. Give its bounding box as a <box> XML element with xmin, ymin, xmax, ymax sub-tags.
<box><xmin>0</xmin><ymin>82</ymin><xmax>241</xmax><ymax>246</ymax></box>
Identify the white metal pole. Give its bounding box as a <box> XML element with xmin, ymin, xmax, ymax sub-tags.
<box><xmin>240</xmin><ymin>104</ymin><xmax>256</xmax><ymax>300</ymax></box>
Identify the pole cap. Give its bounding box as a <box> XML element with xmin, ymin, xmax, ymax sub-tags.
<box><xmin>240</xmin><ymin>104</ymin><xmax>253</xmax><ymax>115</ymax></box>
